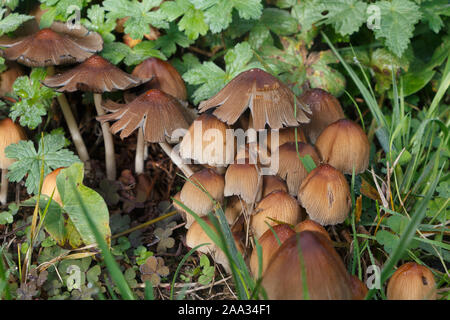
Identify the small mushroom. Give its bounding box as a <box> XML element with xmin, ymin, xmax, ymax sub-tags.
<box><xmin>41</xmin><ymin>168</ymin><xmax>64</xmax><ymax>206</ymax></box>
<box><xmin>261</xmin><ymin>231</ymin><xmax>354</xmax><ymax>299</ymax></box>
<box><xmin>0</xmin><ymin>118</ymin><xmax>26</xmax><ymax>205</ymax></box>
<box><xmin>180</xmin><ymin>113</ymin><xmax>234</xmax><ymax>167</ymax></box>
<box><xmin>249</xmin><ymin>224</ymin><xmax>295</xmax><ymax>278</ymax></box>
<box><xmin>297</xmin><ymin>164</ymin><xmax>351</xmax><ymax>226</ymax></box>
<box><xmin>315</xmin><ymin>119</ymin><xmax>370</xmax><ymax>175</ymax></box>
<box><xmin>277</xmin><ymin>142</ymin><xmax>321</xmax><ymax>196</ymax></box>
<box><xmin>298</xmin><ymin>88</ymin><xmax>345</xmax><ymax>143</ymax></box>
<box><xmin>294</xmin><ymin>219</ymin><xmax>331</xmax><ymax>241</ymax></box>
<box><xmin>97</xmin><ymin>89</ymin><xmax>192</xmax><ymax>176</ymax></box>
<box><xmin>261</xmin><ymin>175</ymin><xmax>288</xmax><ymax>197</ymax></box>
<box><xmin>251</xmin><ymin>190</ymin><xmax>300</xmax><ymax>239</ymax></box>
<box><xmin>186</xmin><ymin>216</ymin><xmax>244</xmax><ymax>274</ymax></box>
<box><xmin>349</xmin><ymin>275</ymin><xmax>369</xmax><ymax>300</ymax></box>
<box><xmin>199</xmin><ymin>68</ymin><xmax>311</xmax><ymax>130</ymax></box>
<box><xmin>179</xmin><ymin>168</ymin><xmax>225</xmax><ymax>228</ymax></box>
<box><xmin>387</xmin><ymin>262</ymin><xmax>437</xmax><ymax>300</ymax></box>
<box><xmin>43</xmin><ymin>54</ymin><xmax>146</xmax><ymax>180</ymax></box>
<box><xmin>224</xmin><ymin>162</ymin><xmax>261</xmax><ymax>204</ymax></box>
<box><xmin>260</xmin><ymin>127</ymin><xmax>307</xmax><ymax>154</ymax></box>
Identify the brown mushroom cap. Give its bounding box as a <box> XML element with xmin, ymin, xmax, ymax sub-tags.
<box><xmin>132</xmin><ymin>57</ymin><xmax>187</xmax><ymax>101</ymax></box>
<box><xmin>261</xmin><ymin>231</ymin><xmax>354</xmax><ymax>300</ymax></box>
<box><xmin>249</xmin><ymin>224</ymin><xmax>295</xmax><ymax>278</ymax></box>
<box><xmin>41</xmin><ymin>167</ymin><xmax>64</xmax><ymax>206</ymax></box>
<box><xmin>315</xmin><ymin>119</ymin><xmax>370</xmax><ymax>175</ymax></box>
<box><xmin>224</xmin><ymin>196</ymin><xmax>243</xmax><ymax>227</ymax></box>
<box><xmin>261</xmin><ymin>175</ymin><xmax>288</xmax><ymax>197</ymax></box>
<box><xmin>387</xmin><ymin>262</ymin><xmax>437</xmax><ymax>300</ymax></box>
<box><xmin>260</xmin><ymin>127</ymin><xmax>307</xmax><ymax>154</ymax></box>
<box><xmin>297</xmin><ymin>164</ymin><xmax>351</xmax><ymax>226</ymax></box>
<box><xmin>199</xmin><ymin>68</ymin><xmax>311</xmax><ymax>130</ymax></box>
<box><xmin>277</xmin><ymin>142</ymin><xmax>321</xmax><ymax>196</ymax></box>
<box><xmin>180</xmin><ymin>113</ymin><xmax>234</xmax><ymax>166</ymax></box>
<box><xmin>179</xmin><ymin>168</ymin><xmax>225</xmax><ymax>227</ymax></box>
<box><xmin>251</xmin><ymin>190</ymin><xmax>300</xmax><ymax>239</ymax></box>
<box><xmin>0</xmin><ymin>21</ymin><xmax>103</xmax><ymax>67</ymax></box>
<box><xmin>224</xmin><ymin>163</ymin><xmax>261</xmax><ymax>204</ymax></box>
<box><xmin>42</xmin><ymin>55</ymin><xmax>145</xmax><ymax>93</ymax></box>
<box><xmin>186</xmin><ymin>216</ymin><xmax>244</xmax><ymax>274</ymax></box>
<box><xmin>0</xmin><ymin>118</ymin><xmax>26</xmax><ymax>169</ymax></box>
<box><xmin>350</xmin><ymin>275</ymin><xmax>369</xmax><ymax>300</ymax></box>
<box><xmin>294</xmin><ymin>219</ymin><xmax>331</xmax><ymax>241</ymax></box>
<box><xmin>97</xmin><ymin>89</ymin><xmax>188</xmax><ymax>142</ymax></box>
<box><xmin>299</xmin><ymin>88</ymin><xmax>345</xmax><ymax>143</ymax></box>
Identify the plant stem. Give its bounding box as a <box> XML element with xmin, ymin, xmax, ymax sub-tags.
<box><xmin>0</xmin><ymin>169</ymin><xmax>8</xmax><ymax>205</ymax></box>
<box><xmin>159</xmin><ymin>141</ymin><xmax>194</xmax><ymax>178</ymax></box>
<box><xmin>47</xmin><ymin>66</ymin><xmax>90</xmax><ymax>163</ymax></box>
<box><xmin>94</xmin><ymin>93</ymin><xmax>116</xmax><ymax>180</ymax></box>
<box><xmin>135</xmin><ymin>127</ymin><xmax>145</xmax><ymax>174</ymax></box>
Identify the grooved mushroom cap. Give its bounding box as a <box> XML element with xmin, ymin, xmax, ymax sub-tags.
<box><xmin>260</xmin><ymin>127</ymin><xmax>307</xmax><ymax>153</ymax></box>
<box><xmin>132</xmin><ymin>57</ymin><xmax>187</xmax><ymax>100</ymax></box>
<box><xmin>297</xmin><ymin>164</ymin><xmax>351</xmax><ymax>226</ymax></box>
<box><xmin>41</xmin><ymin>167</ymin><xmax>64</xmax><ymax>206</ymax></box>
<box><xmin>298</xmin><ymin>88</ymin><xmax>345</xmax><ymax>143</ymax></box>
<box><xmin>261</xmin><ymin>231</ymin><xmax>354</xmax><ymax>300</ymax></box>
<box><xmin>0</xmin><ymin>21</ymin><xmax>103</xmax><ymax>67</ymax></box>
<box><xmin>251</xmin><ymin>190</ymin><xmax>300</xmax><ymax>239</ymax></box>
<box><xmin>199</xmin><ymin>68</ymin><xmax>311</xmax><ymax>130</ymax></box>
<box><xmin>97</xmin><ymin>89</ymin><xmax>188</xmax><ymax>142</ymax></box>
<box><xmin>249</xmin><ymin>224</ymin><xmax>295</xmax><ymax>278</ymax></box>
<box><xmin>180</xmin><ymin>113</ymin><xmax>234</xmax><ymax>166</ymax></box>
<box><xmin>179</xmin><ymin>168</ymin><xmax>225</xmax><ymax>227</ymax></box>
<box><xmin>224</xmin><ymin>196</ymin><xmax>243</xmax><ymax>227</ymax></box>
<box><xmin>315</xmin><ymin>119</ymin><xmax>370</xmax><ymax>175</ymax></box>
<box><xmin>224</xmin><ymin>163</ymin><xmax>261</xmax><ymax>204</ymax></box>
<box><xmin>277</xmin><ymin>142</ymin><xmax>321</xmax><ymax>196</ymax></box>
<box><xmin>387</xmin><ymin>262</ymin><xmax>437</xmax><ymax>300</ymax></box>
<box><xmin>294</xmin><ymin>219</ymin><xmax>331</xmax><ymax>241</ymax></box>
<box><xmin>261</xmin><ymin>175</ymin><xmax>287</xmax><ymax>197</ymax></box>
<box><xmin>186</xmin><ymin>216</ymin><xmax>244</xmax><ymax>274</ymax></box>
<box><xmin>0</xmin><ymin>118</ymin><xmax>26</xmax><ymax>169</ymax></box>
<box><xmin>42</xmin><ymin>55</ymin><xmax>145</xmax><ymax>93</ymax></box>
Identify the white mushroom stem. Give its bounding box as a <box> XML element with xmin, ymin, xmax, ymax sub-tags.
<box><xmin>135</xmin><ymin>127</ymin><xmax>145</xmax><ymax>174</ymax></box>
<box><xmin>94</xmin><ymin>93</ymin><xmax>116</xmax><ymax>180</ymax></box>
<box><xmin>47</xmin><ymin>67</ymin><xmax>89</xmax><ymax>163</ymax></box>
<box><xmin>158</xmin><ymin>141</ymin><xmax>194</xmax><ymax>178</ymax></box>
<box><xmin>0</xmin><ymin>169</ymin><xmax>8</xmax><ymax>205</ymax></box>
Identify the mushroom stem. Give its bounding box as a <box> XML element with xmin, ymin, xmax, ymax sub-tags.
<box><xmin>0</xmin><ymin>169</ymin><xmax>8</xmax><ymax>205</ymax></box>
<box><xmin>158</xmin><ymin>142</ymin><xmax>194</xmax><ymax>178</ymax></box>
<box><xmin>47</xmin><ymin>67</ymin><xmax>90</xmax><ymax>163</ymax></box>
<box><xmin>135</xmin><ymin>127</ymin><xmax>145</xmax><ymax>174</ymax></box>
<box><xmin>94</xmin><ymin>93</ymin><xmax>116</xmax><ymax>180</ymax></box>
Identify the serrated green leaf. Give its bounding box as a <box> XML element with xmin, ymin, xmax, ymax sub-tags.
<box><xmin>0</xmin><ymin>11</ymin><xmax>33</xmax><ymax>36</ymax></box>
<box><xmin>154</xmin><ymin>22</ymin><xmax>194</xmax><ymax>57</ymax></box>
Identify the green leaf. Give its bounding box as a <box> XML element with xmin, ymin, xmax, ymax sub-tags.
<box><xmin>0</xmin><ymin>10</ymin><xmax>33</xmax><ymax>36</ymax></box>
<box><xmin>123</xmin><ymin>41</ymin><xmax>166</xmax><ymax>66</ymax></box>
<box><xmin>0</xmin><ymin>212</ymin><xmax>13</xmax><ymax>225</ymax></box>
<box><xmin>372</xmin><ymin>0</ymin><xmax>422</xmax><ymax>57</ymax></box>
<box><xmin>56</xmin><ymin>163</ymin><xmax>111</xmax><ymax>246</ymax></box>
<box><xmin>101</xmin><ymin>42</ymin><xmax>132</xmax><ymax>65</ymax></box>
<box><xmin>420</xmin><ymin>0</ymin><xmax>449</xmax><ymax>33</ymax></box>
<box><xmin>39</xmin><ymin>0</ymin><xmax>89</xmax><ymax>28</ymax></box>
<box><xmin>5</xmin><ymin>132</ymin><xmax>80</xmax><ymax>195</ymax></box>
<box><xmin>291</xmin><ymin>0</ymin><xmax>324</xmax><ymax>32</ymax></box>
<box><xmin>82</xmin><ymin>4</ymin><xmax>116</xmax><ymax>43</ymax></box>
<box><xmin>318</xmin><ymin>0</ymin><xmax>368</xmax><ymax>36</ymax></box>
<box><xmin>154</xmin><ymin>22</ymin><xmax>194</xmax><ymax>57</ymax></box>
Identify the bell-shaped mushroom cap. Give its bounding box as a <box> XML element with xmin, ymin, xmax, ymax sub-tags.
<box><xmin>297</xmin><ymin>164</ymin><xmax>351</xmax><ymax>226</ymax></box>
<box><xmin>180</xmin><ymin>113</ymin><xmax>234</xmax><ymax>166</ymax></box>
<box><xmin>199</xmin><ymin>68</ymin><xmax>311</xmax><ymax>130</ymax></box>
<box><xmin>224</xmin><ymin>196</ymin><xmax>243</xmax><ymax>226</ymax></box>
<box><xmin>261</xmin><ymin>231</ymin><xmax>354</xmax><ymax>300</ymax></box>
<box><xmin>294</xmin><ymin>219</ymin><xmax>331</xmax><ymax>241</ymax></box>
<box><xmin>277</xmin><ymin>142</ymin><xmax>321</xmax><ymax>196</ymax></box>
<box><xmin>97</xmin><ymin>89</ymin><xmax>188</xmax><ymax>142</ymax></box>
<box><xmin>42</xmin><ymin>55</ymin><xmax>145</xmax><ymax>93</ymax></box>
<box><xmin>186</xmin><ymin>216</ymin><xmax>244</xmax><ymax>274</ymax></box>
<box><xmin>350</xmin><ymin>275</ymin><xmax>369</xmax><ymax>300</ymax></box>
<box><xmin>315</xmin><ymin>119</ymin><xmax>370</xmax><ymax>175</ymax></box>
<box><xmin>0</xmin><ymin>21</ymin><xmax>103</xmax><ymax>67</ymax></box>
<box><xmin>299</xmin><ymin>88</ymin><xmax>345</xmax><ymax>143</ymax></box>
<box><xmin>261</xmin><ymin>175</ymin><xmax>287</xmax><ymax>197</ymax></box>
<box><xmin>179</xmin><ymin>168</ymin><xmax>225</xmax><ymax>227</ymax></box>
<box><xmin>132</xmin><ymin>57</ymin><xmax>187</xmax><ymax>101</ymax></box>
<box><xmin>260</xmin><ymin>127</ymin><xmax>307</xmax><ymax>154</ymax></box>
<box><xmin>235</xmin><ymin>143</ymin><xmax>271</xmax><ymax>167</ymax></box>
<box><xmin>224</xmin><ymin>163</ymin><xmax>261</xmax><ymax>204</ymax></box>
<box><xmin>0</xmin><ymin>118</ymin><xmax>26</xmax><ymax>169</ymax></box>
<box><xmin>387</xmin><ymin>262</ymin><xmax>437</xmax><ymax>300</ymax></box>
<box><xmin>41</xmin><ymin>168</ymin><xmax>64</xmax><ymax>206</ymax></box>
<box><xmin>251</xmin><ymin>190</ymin><xmax>300</xmax><ymax>239</ymax></box>
<box><xmin>172</xmin><ymin>191</ymin><xmax>189</xmax><ymax>226</ymax></box>
<box><xmin>249</xmin><ymin>224</ymin><xmax>295</xmax><ymax>278</ymax></box>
